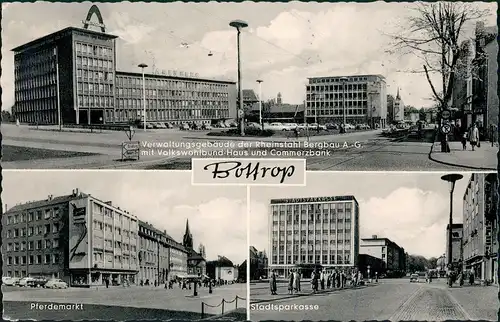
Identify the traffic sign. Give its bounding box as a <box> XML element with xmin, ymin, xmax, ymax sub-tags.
<box><xmin>441</xmin><ymin>109</ymin><xmax>451</xmax><ymax>120</ymax></box>
<box><xmin>238</xmin><ymin>109</ymin><xmax>244</xmax><ymax>117</ymax></box>
<box><xmin>440</xmin><ymin>123</ymin><xmax>452</xmax><ymax>135</ymax></box>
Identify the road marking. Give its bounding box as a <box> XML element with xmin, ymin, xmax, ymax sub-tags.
<box><xmin>388</xmin><ymin>285</ymin><xmax>422</xmax><ymax>321</ymax></box>
<box><xmin>446</xmin><ymin>290</ymin><xmax>473</xmax><ymax>320</ymax></box>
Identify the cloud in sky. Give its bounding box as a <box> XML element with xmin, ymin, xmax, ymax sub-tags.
<box><xmin>250</xmin><ymin>172</ymin><xmax>474</xmax><ymax>259</ymax></box>
<box><xmin>1</xmin><ymin>2</ymin><xmax>496</xmax><ymax>110</ymax></box>
<box><xmin>2</xmin><ymin>170</ymin><xmax>247</xmax><ymax>264</ymax></box>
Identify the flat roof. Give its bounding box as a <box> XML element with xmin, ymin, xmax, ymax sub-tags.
<box><xmin>307</xmin><ymin>74</ymin><xmax>386</xmax><ymax>81</ymax></box>
<box><xmin>270</xmin><ymin>196</ymin><xmax>357</xmax><ymax>204</ymax></box>
<box><xmin>12</xmin><ymin>26</ymin><xmax>118</xmax><ymax>52</ymax></box>
<box><xmin>116</xmin><ymin>70</ymin><xmax>235</xmax><ymax>85</ymax></box>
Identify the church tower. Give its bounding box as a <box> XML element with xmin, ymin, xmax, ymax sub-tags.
<box><xmin>277</xmin><ymin>92</ymin><xmax>282</xmax><ymax>105</ymax></box>
<box><xmin>183</xmin><ymin>219</ymin><xmax>193</xmax><ymax>249</ymax></box>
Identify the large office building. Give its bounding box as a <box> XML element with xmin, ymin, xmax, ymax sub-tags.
<box><xmin>445</xmin><ymin>223</ymin><xmax>464</xmax><ymax>266</ymax></box>
<box><xmin>360</xmin><ymin>236</ymin><xmax>406</xmax><ymax>276</ymax></box>
<box><xmin>462</xmin><ymin>173</ymin><xmax>498</xmax><ymax>284</ymax></box>
<box><xmin>305</xmin><ymin>75</ymin><xmax>387</xmax><ymax>128</ymax></box>
<box><xmin>2</xmin><ymin>189</ymin><xmax>192</xmax><ymax>286</ymax></box>
<box><xmin>268</xmin><ymin>196</ymin><xmax>360</xmax><ymax>277</ymax></box>
<box><xmin>2</xmin><ymin>189</ymin><xmax>140</xmax><ymax>286</ymax></box>
<box><xmin>11</xmin><ymin>7</ymin><xmax>237</xmax><ymax>125</ymax></box>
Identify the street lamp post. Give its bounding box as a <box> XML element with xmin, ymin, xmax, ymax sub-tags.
<box><xmin>138</xmin><ymin>63</ymin><xmax>148</xmax><ymax>131</ymax></box>
<box><xmin>257</xmin><ymin>79</ymin><xmax>263</xmax><ymax>129</ymax></box>
<box><xmin>229</xmin><ymin>20</ymin><xmax>248</xmax><ymax>137</ymax></box>
<box><xmin>441</xmin><ymin>174</ymin><xmax>464</xmax><ymax>279</ymax></box>
<box><xmin>340</xmin><ymin>77</ymin><xmax>348</xmax><ymax>133</ymax></box>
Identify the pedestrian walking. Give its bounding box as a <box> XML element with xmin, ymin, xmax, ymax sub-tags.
<box><xmin>288</xmin><ymin>270</ymin><xmax>294</xmax><ymax>295</ymax></box>
<box><xmin>296</xmin><ymin>270</ymin><xmax>301</xmax><ymax>292</ymax></box>
<box><xmin>320</xmin><ymin>270</ymin><xmax>325</xmax><ymax>290</ymax></box>
<box><xmin>469</xmin><ymin>123</ymin><xmax>480</xmax><ymax>151</ymax></box>
<box><xmin>105</xmin><ymin>278</ymin><xmax>109</xmax><ymax>288</ymax></box>
<box><xmin>461</xmin><ymin>130</ymin><xmax>468</xmax><ymax>150</ymax></box>
<box><xmin>375</xmin><ymin>272</ymin><xmax>378</xmax><ymax>283</ymax></box>
<box><xmin>269</xmin><ymin>270</ymin><xmax>277</xmax><ymax>295</ymax></box>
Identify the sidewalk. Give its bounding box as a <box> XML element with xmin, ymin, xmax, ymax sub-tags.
<box><xmin>429</xmin><ymin>141</ymin><xmax>497</xmax><ymax>170</ymax></box>
<box><xmin>448</xmin><ymin>284</ymin><xmax>498</xmax><ymax>320</ymax></box>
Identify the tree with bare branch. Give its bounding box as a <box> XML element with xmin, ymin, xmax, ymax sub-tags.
<box><xmin>387</xmin><ymin>2</ymin><xmax>489</xmax><ymax>151</ymax></box>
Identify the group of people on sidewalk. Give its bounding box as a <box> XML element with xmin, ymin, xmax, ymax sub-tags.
<box><xmin>460</xmin><ymin>123</ymin><xmax>481</xmax><ymax>151</ymax></box>
<box><xmin>269</xmin><ymin>268</ymin><xmax>373</xmax><ymax>295</ymax></box>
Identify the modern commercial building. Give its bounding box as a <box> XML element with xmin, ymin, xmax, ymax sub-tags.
<box><xmin>268</xmin><ymin>196</ymin><xmax>360</xmax><ymax>277</ymax></box>
<box><xmin>462</xmin><ymin>173</ymin><xmax>498</xmax><ymax>284</ymax></box>
<box><xmin>445</xmin><ymin>223</ymin><xmax>464</xmax><ymax>266</ymax></box>
<box><xmin>2</xmin><ymin>189</ymin><xmax>140</xmax><ymax>286</ymax></box>
<box><xmin>360</xmin><ymin>236</ymin><xmax>406</xmax><ymax>277</ymax></box>
<box><xmin>182</xmin><ymin>220</ymin><xmax>206</xmax><ymax>276</ymax></box>
<box><xmin>305</xmin><ymin>75</ymin><xmax>387</xmax><ymax>128</ymax></box>
<box><xmin>11</xmin><ymin>8</ymin><xmax>237</xmax><ymax>125</ymax></box>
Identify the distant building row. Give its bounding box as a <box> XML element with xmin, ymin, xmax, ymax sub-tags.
<box><xmin>1</xmin><ymin>189</ymin><xmax>207</xmax><ymax>286</ymax></box>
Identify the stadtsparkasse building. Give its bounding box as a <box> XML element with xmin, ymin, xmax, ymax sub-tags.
<box><xmin>11</xmin><ymin>5</ymin><xmax>237</xmax><ymax>125</ymax></box>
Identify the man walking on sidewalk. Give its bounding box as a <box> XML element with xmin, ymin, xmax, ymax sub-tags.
<box><xmin>469</xmin><ymin>123</ymin><xmax>480</xmax><ymax>151</ymax></box>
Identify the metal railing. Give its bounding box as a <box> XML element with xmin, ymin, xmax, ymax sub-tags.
<box><xmin>201</xmin><ymin>295</ymin><xmax>246</xmax><ymax>319</ymax></box>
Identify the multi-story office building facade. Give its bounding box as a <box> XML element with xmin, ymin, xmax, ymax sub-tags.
<box><xmin>2</xmin><ymin>189</ymin><xmax>140</xmax><ymax>286</ymax></box>
<box><xmin>360</xmin><ymin>236</ymin><xmax>406</xmax><ymax>276</ymax></box>
<box><xmin>306</xmin><ymin>75</ymin><xmax>387</xmax><ymax>128</ymax></box>
<box><xmin>268</xmin><ymin>196</ymin><xmax>360</xmax><ymax>277</ymax></box>
<box><xmin>12</xmin><ymin>27</ymin><xmax>118</xmax><ymax>125</ymax></box>
<box><xmin>462</xmin><ymin>173</ymin><xmax>498</xmax><ymax>284</ymax></box>
<box><xmin>115</xmin><ymin>72</ymin><xmax>236</xmax><ymax>125</ymax></box>
<box><xmin>11</xmin><ymin>11</ymin><xmax>237</xmax><ymax>125</ymax></box>
<box><xmin>445</xmin><ymin>224</ymin><xmax>464</xmax><ymax>266</ymax></box>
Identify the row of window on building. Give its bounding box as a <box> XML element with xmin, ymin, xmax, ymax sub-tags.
<box><xmin>92</xmin><ymin>251</ymin><xmax>137</xmax><ymax>265</ymax></box>
<box><xmin>6</xmin><ymin>208</ymin><xmax>60</xmax><ymax>225</ymax></box>
<box><xmin>117</xmin><ymin>88</ymin><xmax>229</xmax><ymax>99</ymax></box>
<box><xmin>77</xmin><ymin>95</ymin><xmax>114</xmax><ymax>108</ymax></box>
<box><xmin>273</xmin><ymin>253</ymin><xmax>352</xmax><ymax>265</ymax></box>
<box><xmin>273</xmin><ymin>244</ymin><xmax>353</xmax><ymax>252</ymax></box>
<box><xmin>307</xmin><ymin>83</ymin><xmax>369</xmax><ymax>91</ymax></box>
<box><xmin>307</xmin><ymin>109</ymin><xmax>369</xmax><ymax>116</ymax></box>
<box><xmin>116</xmin><ymin>98</ymin><xmax>228</xmax><ymax>110</ymax></box>
<box><xmin>14</xmin><ymin>48</ymin><xmax>56</xmax><ymax>74</ymax></box>
<box><xmin>117</xmin><ymin>76</ymin><xmax>230</xmax><ymax>92</ymax></box>
<box><xmin>91</xmin><ymin>219</ymin><xmax>137</xmax><ymax>239</ymax></box>
<box><xmin>15</xmin><ymin>73</ymin><xmax>57</xmax><ymax>91</ymax></box>
<box><xmin>7</xmin><ymin>253</ymin><xmax>60</xmax><ymax>266</ymax></box>
<box><xmin>6</xmin><ymin>238</ymin><xmax>59</xmax><ymax>252</ymax></box>
<box><xmin>76</xmin><ymin>56</ymin><xmax>114</xmax><ymax>70</ymax></box>
<box><xmin>309</xmin><ymin>76</ymin><xmax>371</xmax><ymax>84</ymax></box>
<box><xmin>16</xmin><ymin>86</ymin><xmax>57</xmax><ymax>103</ymax></box>
<box><xmin>6</xmin><ymin>223</ymin><xmax>60</xmax><ymax>239</ymax></box>
<box><xmin>75</xmin><ymin>42</ymin><xmax>114</xmax><ymax>58</ymax></box>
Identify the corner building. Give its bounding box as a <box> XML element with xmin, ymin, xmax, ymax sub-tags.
<box><xmin>12</xmin><ymin>28</ymin><xmax>236</xmax><ymax>125</ymax></box>
<box><xmin>268</xmin><ymin>196</ymin><xmax>360</xmax><ymax>277</ymax></box>
<box><xmin>2</xmin><ymin>189</ymin><xmax>140</xmax><ymax>287</ymax></box>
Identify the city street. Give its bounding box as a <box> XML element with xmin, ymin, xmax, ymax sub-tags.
<box><xmin>250</xmin><ymin>279</ymin><xmax>498</xmax><ymax>321</ymax></box>
<box><xmin>2</xmin><ymin>283</ymin><xmax>246</xmax><ymax>320</ymax></box>
<box><xmin>2</xmin><ymin>124</ymin><xmax>486</xmax><ymax>171</ymax></box>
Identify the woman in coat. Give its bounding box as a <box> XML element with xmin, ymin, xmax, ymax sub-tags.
<box><xmin>269</xmin><ymin>270</ymin><xmax>277</xmax><ymax>295</ymax></box>
<box><xmin>288</xmin><ymin>270</ymin><xmax>295</xmax><ymax>294</ymax></box>
<box><xmin>469</xmin><ymin>123</ymin><xmax>480</xmax><ymax>151</ymax></box>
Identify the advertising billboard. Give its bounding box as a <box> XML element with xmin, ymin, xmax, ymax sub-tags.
<box><xmin>68</xmin><ymin>197</ymin><xmax>90</xmax><ymax>269</ymax></box>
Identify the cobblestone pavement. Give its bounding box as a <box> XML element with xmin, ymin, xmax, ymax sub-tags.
<box><xmin>3</xmin><ymin>283</ymin><xmax>246</xmax><ymax>319</ymax></box>
<box><xmin>250</xmin><ymin>278</ymin><xmax>498</xmax><ymax>321</ymax></box>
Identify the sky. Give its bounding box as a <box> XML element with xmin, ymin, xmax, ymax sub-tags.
<box><xmin>2</xmin><ymin>170</ymin><xmax>247</xmax><ymax>264</ymax></box>
<box><xmin>249</xmin><ymin>172</ymin><xmax>486</xmax><ymax>259</ymax></box>
<box><xmin>1</xmin><ymin>2</ymin><xmax>496</xmax><ymax>111</ymax></box>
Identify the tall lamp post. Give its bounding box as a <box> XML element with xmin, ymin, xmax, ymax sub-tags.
<box><xmin>441</xmin><ymin>174</ymin><xmax>463</xmax><ymax>277</ymax></box>
<box><xmin>257</xmin><ymin>79</ymin><xmax>263</xmax><ymax>129</ymax></box>
<box><xmin>340</xmin><ymin>77</ymin><xmax>349</xmax><ymax>133</ymax></box>
<box><xmin>229</xmin><ymin>20</ymin><xmax>248</xmax><ymax>136</ymax></box>
<box><xmin>138</xmin><ymin>63</ymin><xmax>148</xmax><ymax>131</ymax></box>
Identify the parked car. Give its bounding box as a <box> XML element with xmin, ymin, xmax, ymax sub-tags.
<box><xmin>410</xmin><ymin>274</ymin><xmax>419</xmax><ymax>283</ymax></box>
<box><xmin>18</xmin><ymin>277</ymin><xmax>34</xmax><ymax>287</ymax></box>
<box><xmin>191</xmin><ymin>123</ymin><xmax>202</xmax><ymax>130</ymax></box>
<box><xmin>28</xmin><ymin>277</ymin><xmax>48</xmax><ymax>288</ymax></box>
<box><xmin>283</xmin><ymin>123</ymin><xmax>298</xmax><ymax>130</ymax></box>
<box><xmin>45</xmin><ymin>279</ymin><xmax>68</xmax><ymax>289</ymax></box>
<box><xmin>165</xmin><ymin>122</ymin><xmax>174</xmax><ymax>129</ymax></box>
<box><xmin>201</xmin><ymin>123</ymin><xmax>213</xmax><ymax>130</ymax></box>
<box><xmin>356</xmin><ymin>124</ymin><xmax>370</xmax><ymax>130</ymax></box>
<box><xmin>138</xmin><ymin>123</ymin><xmax>154</xmax><ymax>129</ymax></box>
<box><xmin>325</xmin><ymin>123</ymin><xmax>339</xmax><ymax>130</ymax></box>
<box><xmin>267</xmin><ymin>122</ymin><xmax>288</xmax><ymax>131</ymax></box>
<box><xmin>180</xmin><ymin>123</ymin><xmax>190</xmax><ymax>130</ymax></box>
<box><xmin>296</xmin><ymin>123</ymin><xmax>307</xmax><ymax>130</ymax></box>
<box><xmin>2</xmin><ymin>277</ymin><xmax>19</xmax><ymax>286</ymax></box>
<box><xmin>156</xmin><ymin>122</ymin><xmax>167</xmax><ymax>129</ymax></box>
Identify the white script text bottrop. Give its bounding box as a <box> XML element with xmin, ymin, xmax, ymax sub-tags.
<box><xmin>203</xmin><ymin>161</ymin><xmax>295</xmax><ymax>184</ymax></box>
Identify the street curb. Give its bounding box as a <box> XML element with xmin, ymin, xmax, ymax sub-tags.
<box><xmin>428</xmin><ymin>142</ymin><xmax>496</xmax><ymax>171</ymax></box>
<box><xmin>250</xmin><ymin>284</ymin><xmax>376</xmax><ymax>304</ymax></box>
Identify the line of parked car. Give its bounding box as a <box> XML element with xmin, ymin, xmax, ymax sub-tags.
<box><xmin>138</xmin><ymin>120</ymin><xmax>238</xmax><ymax>131</ymax></box>
<box><xmin>247</xmin><ymin>122</ymin><xmax>371</xmax><ymax>132</ymax></box>
<box><xmin>2</xmin><ymin>276</ymin><xmax>68</xmax><ymax>289</ymax></box>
